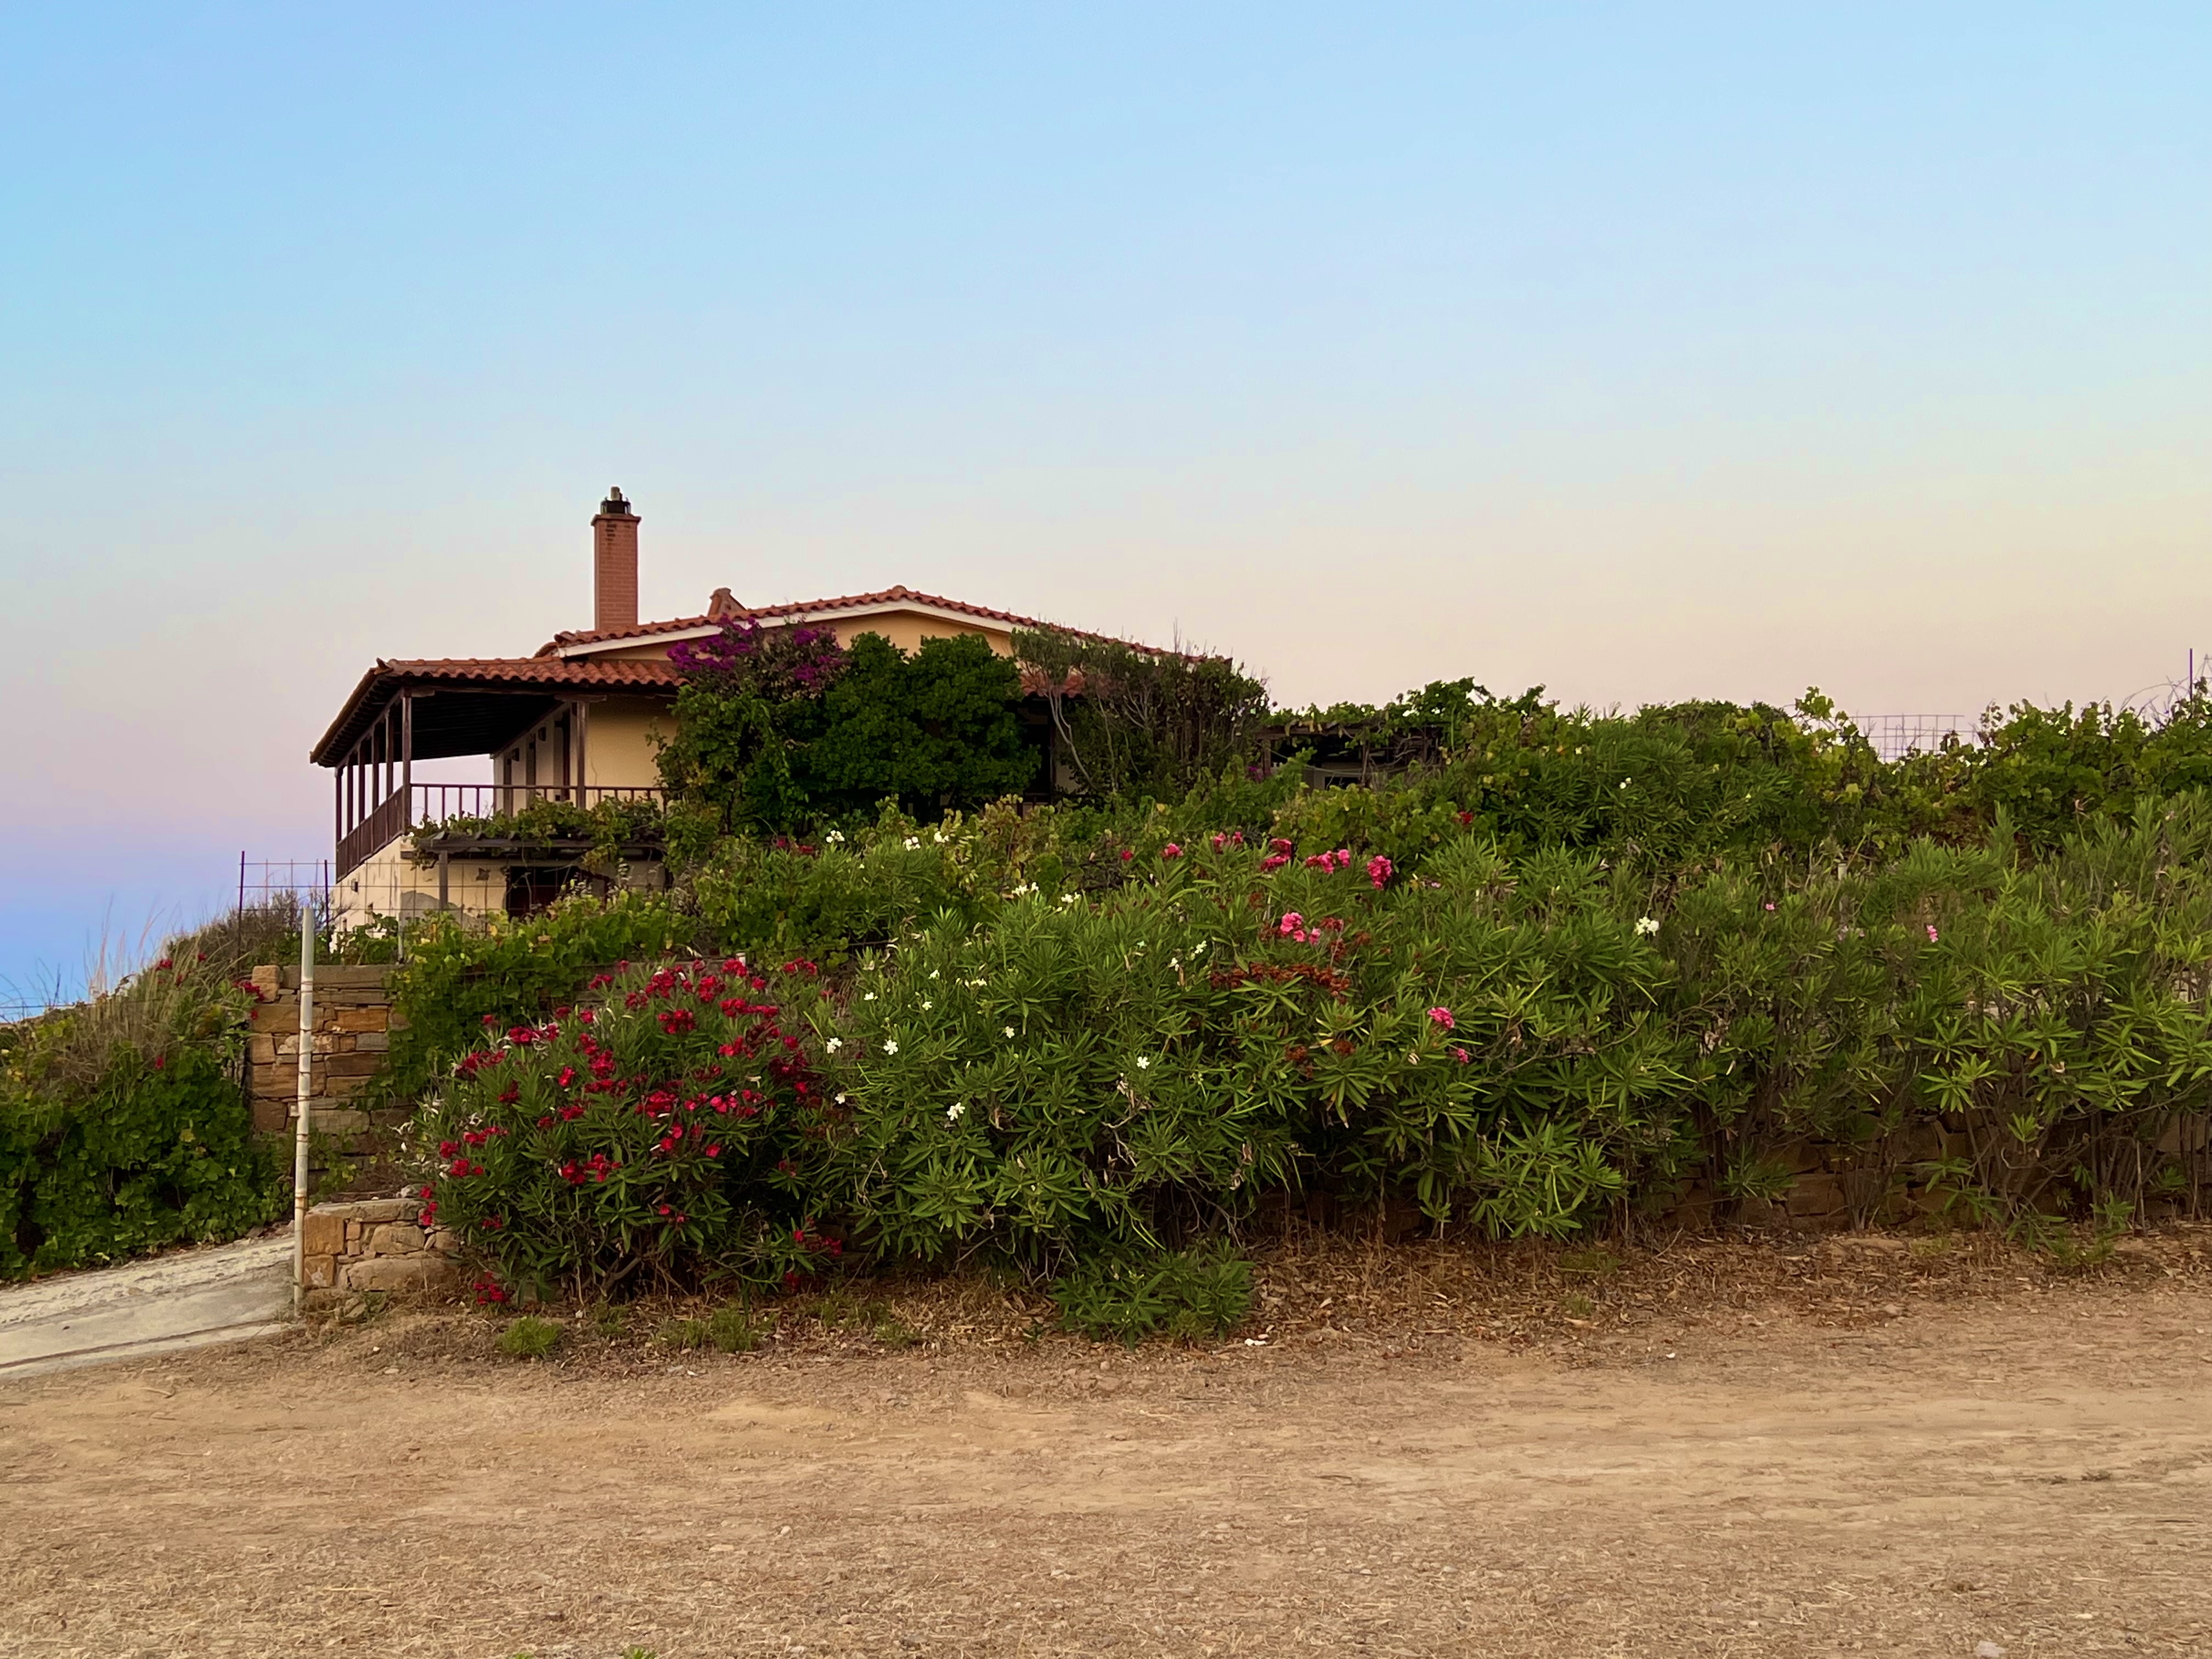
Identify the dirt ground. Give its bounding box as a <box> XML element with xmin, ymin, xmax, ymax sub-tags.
<box><xmin>3</xmin><ymin>1229</ymin><xmax>2210</xmax><ymax>1658</ymax></box>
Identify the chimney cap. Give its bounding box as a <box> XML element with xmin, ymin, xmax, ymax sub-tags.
<box><xmin>598</xmin><ymin>486</ymin><xmax>634</xmax><ymax>517</ymax></box>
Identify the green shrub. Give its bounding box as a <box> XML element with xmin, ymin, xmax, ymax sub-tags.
<box><xmin>1054</xmin><ymin>1250</ymin><xmax>1252</xmax><ymax>1342</ymax></box>
<box><xmin>0</xmin><ymin>951</ymin><xmax>284</xmax><ymax>1279</ymax></box>
<box><xmin>496</xmin><ymin>1315</ymin><xmax>563</xmax><ymax>1359</ymax></box>
<box><xmin>379</xmin><ymin>893</ymin><xmax>691</xmax><ymax>1105</ymax></box>
<box><xmin>707</xmin><ymin>1302</ymin><xmax>761</xmax><ymax>1352</ymax></box>
<box><xmin>410</xmin><ymin>793</ymin><xmax>2212</xmax><ymax>1310</ymax></box>
<box><xmin>655</xmin><ymin>1316</ymin><xmax>709</xmax><ymax>1351</ymax></box>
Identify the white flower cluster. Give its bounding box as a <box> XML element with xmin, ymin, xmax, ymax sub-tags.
<box><xmin>1634</xmin><ymin>916</ymin><xmax>1661</xmax><ymax>936</ymax></box>
<box><xmin>903</xmin><ymin>836</ymin><xmax>921</xmax><ymax>850</ymax></box>
<box><xmin>825</xmin><ymin>828</ymin><xmax>845</xmax><ymax>844</ymax></box>
<box><xmin>946</xmin><ymin>1101</ymin><xmax>966</xmax><ymax>1122</ymax></box>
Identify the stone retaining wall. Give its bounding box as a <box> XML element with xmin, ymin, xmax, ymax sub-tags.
<box><xmin>246</xmin><ymin>965</ymin><xmax>408</xmax><ymax>1189</ymax></box>
<box><xmin>300</xmin><ymin>1197</ymin><xmax>461</xmax><ymax>1305</ymax></box>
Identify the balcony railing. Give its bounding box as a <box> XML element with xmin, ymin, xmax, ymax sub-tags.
<box><xmin>337</xmin><ymin>783</ymin><xmax>668</xmax><ymax>878</ymax></box>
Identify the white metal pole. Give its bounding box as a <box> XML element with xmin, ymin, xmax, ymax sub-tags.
<box><xmin>292</xmin><ymin>898</ymin><xmax>315</xmax><ymax>1314</ymax></box>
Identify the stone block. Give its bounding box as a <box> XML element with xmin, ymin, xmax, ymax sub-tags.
<box><xmin>353</xmin><ymin>1031</ymin><xmax>391</xmax><ymax>1052</ymax></box>
<box><xmin>325</xmin><ymin>1051</ymin><xmax>385</xmax><ymax>1080</ymax></box>
<box><xmin>302</xmin><ymin>1211</ymin><xmax>348</xmax><ymax>1255</ymax></box>
<box><xmin>283</xmin><ymin>966</ymin><xmax>393</xmax><ymax>992</ymax></box>
<box><xmin>250</xmin><ymin>966</ymin><xmax>281</xmax><ymax>1000</ymax></box>
<box><xmin>342</xmin><ymin>1255</ymin><xmax>435</xmax><ymax>1292</ymax></box>
<box><xmin>250</xmin><ymin>1003</ymin><xmax>296</xmax><ymax>1034</ymax></box>
<box><xmin>367</xmin><ymin>1223</ymin><xmax>424</xmax><ymax>1256</ymax></box>
<box><xmin>250</xmin><ymin>1096</ymin><xmax>289</xmax><ymax>1134</ymax></box>
<box><xmin>247</xmin><ymin>1035</ymin><xmax>278</xmax><ymax>1066</ymax></box>
<box><xmin>428</xmin><ymin>1229</ymin><xmax>461</xmax><ymax>1256</ymax></box>
<box><xmin>1786</xmin><ymin>1173</ymin><xmax>1846</xmax><ymax>1218</ymax></box>
<box><xmin>352</xmin><ymin>1198</ymin><xmax>419</xmax><ymax>1224</ymax></box>
<box><xmin>335</xmin><ymin>1006</ymin><xmax>390</xmax><ymax>1033</ymax></box>
<box><xmin>344</xmin><ymin>1220</ymin><xmax>362</xmax><ymax>1246</ymax></box>
<box><xmin>302</xmin><ymin>1254</ymin><xmax>337</xmax><ymax>1289</ymax></box>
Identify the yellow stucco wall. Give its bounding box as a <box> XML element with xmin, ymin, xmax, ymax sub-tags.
<box><xmin>581</xmin><ymin>696</ymin><xmax>673</xmax><ymax>790</ymax></box>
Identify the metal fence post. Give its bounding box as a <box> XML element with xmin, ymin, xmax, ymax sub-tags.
<box><xmin>292</xmin><ymin>900</ymin><xmax>314</xmax><ymax>1315</ymax></box>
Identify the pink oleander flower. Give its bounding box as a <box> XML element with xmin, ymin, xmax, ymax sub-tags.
<box><xmin>1367</xmin><ymin>854</ymin><xmax>1393</xmax><ymax>889</ymax></box>
<box><xmin>1161</xmin><ymin>843</ymin><xmax>1183</xmax><ymax>859</ymax></box>
<box><xmin>1278</xmin><ymin>912</ymin><xmax>1305</xmax><ymax>937</ymax></box>
<box><xmin>1451</xmin><ymin>1046</ymin><xmax>1470</xmax><ymax>1064</ymax></box>
<box><xmin>1426</xmin><ymin>1006</ymin><xmax>1455</xmax><ymax>1030</ymax></box>
<box><xmin>1926</xmin><ymin>924</ymin><xmax>1939</xmax><ymax>943</ymax></box>
<box><xmin>1260</xmin><ymin>854</ymin><xmax>1290</xmax><ymax>873</ymax></box>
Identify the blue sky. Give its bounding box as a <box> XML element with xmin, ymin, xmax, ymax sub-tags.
<box><xmin>2</xmin><ymin>4</ymin><xmax>2207</xmax><ymax>995</ymax></box>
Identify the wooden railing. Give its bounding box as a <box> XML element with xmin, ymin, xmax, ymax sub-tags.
<box><xmin>336</xmin><ymin>784</ymin><xmax>668</xmax><ymax>878</ymax></box>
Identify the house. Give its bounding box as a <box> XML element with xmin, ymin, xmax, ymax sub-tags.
<box><xmin>310</xmin><ymin>489</ymin><xmax>1128</xmax><ymax>927</ymax></box>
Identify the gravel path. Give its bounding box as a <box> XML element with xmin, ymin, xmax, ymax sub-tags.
<box><xmin>1</xmin><ymin>1252</ymin><xmax>2207</xmax><ymax>1657</ymax></box>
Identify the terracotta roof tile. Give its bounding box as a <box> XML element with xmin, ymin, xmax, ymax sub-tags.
<box><xmin>381</xmin><ymin>657</ymin><xmax>680</xmax><ymax>687</ymax></box>
<box><xmin>539</xmin><ymin>585</ymin><xmax>1135</xmax><ymax>656</ymax></box>
<box><xmin>311</xmin><ymin>657</ymin><xmax>680</xmax><ymax>763</ymax></box>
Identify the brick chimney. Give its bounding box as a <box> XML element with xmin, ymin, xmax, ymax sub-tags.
<box><xmin>591</xmin><ymin>487</ymin><xmax>640</xmax><ymax>633</ymax></box>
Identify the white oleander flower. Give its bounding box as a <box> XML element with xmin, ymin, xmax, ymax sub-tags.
<box><xmin>834</xmin><ymin>1092</ymin><xmax>848</xmax><ymax>1105</ymax></box>
<box><xmin>1003</xmin><ymin>1025</ymin><xmax>1016</xmax><ymax>1039</ymax></box>
<box><xmin>826</xmin><ymin>1037</ymin><xmax>843</xmax><ymax>1053</ymax></box>
<box><xmin>921</xmin><ymin>1000</ymin><xmax>933</xmax><ymax>1011</ymax></box>
<box><xmin>825</xmin><ymin>829</ymin><xmax>845</xmax><ymax>844</ymax></box>
<box><xmin>1635</xmin><ymin>917</ymin><xmax>1660</xmax><ymax>936</ymax></box>
<box><xmin>947</xmin><ymin>1101</ymin><xmax>966</xmax><ymax>1122</ymax></box>
<box><xmin>904</xmin><ymin>836</ymin><xmax>921</xmax><ymax>850</ymax></box>
<box><xmin>1135</xmin><ymin>1056</ymin><xmax>1151</xmax><ymax>1070</ymax></box>
<box><xmin>883</xmin><ymin>1040</ymin><xmax>899</xmax><ymax>1056</ymax></box>
<box><xmin>863</xmin><ymin>991</ymin><xmax>877</xmax><ymax>1002</ymax></box>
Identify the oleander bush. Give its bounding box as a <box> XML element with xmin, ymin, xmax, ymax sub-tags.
<box><xmin>410</xmin><ymin>791</ymin><xmax>2212</xmax><ymax>1312</ymax></box>
<box><xmin>390</xmin><ymin>679</ymin><xmax>2212</xmax><ymax>1322</ymax></box>
<box><xmin>411</xmin><ymin>955</ymin><xmax>840</xmax><ymax>1300</ymax></box>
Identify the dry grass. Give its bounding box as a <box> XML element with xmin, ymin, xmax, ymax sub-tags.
<box><xmin>304</xmin><ymin>1220</ymin><xmax>2212</xmax><ymax>1374</ymax></box>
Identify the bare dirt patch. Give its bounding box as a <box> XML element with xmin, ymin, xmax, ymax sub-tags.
<box><xmin>3</xmin><ymin>1229</ymin><xmax>2210</xmax><ymax>1657</ymax></box>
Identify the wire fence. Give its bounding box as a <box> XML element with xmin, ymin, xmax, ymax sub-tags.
<box><xmin>1841</xmin><ymin>714</ymin><xmax>1982</xmax><ymax>763</ymax></box>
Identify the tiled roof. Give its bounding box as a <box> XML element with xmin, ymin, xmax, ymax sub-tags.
<box><xmin>380</xmin><ymin>657</ymin><xmax>680</xmax><ymax>686</ymax></box>
<box><xmin>539</xmin><ymin>585</ymin><xmax>1126</xmax><ymax>656</ymax></box>
<box><xmin>311</xmin><ymin>657</ymin><xmax>679</xmax><ymax>763</ymax></box>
